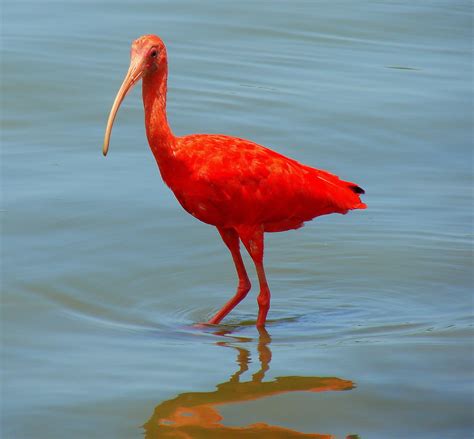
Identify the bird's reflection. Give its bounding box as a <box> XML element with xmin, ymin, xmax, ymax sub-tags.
<box><xmin>143</xmin><ymin>327</ymin><xmax>357</xmax><ymax>438</ymax></box>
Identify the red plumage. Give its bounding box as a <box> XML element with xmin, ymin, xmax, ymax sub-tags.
<box><xmin>103</xmin><ymin>35</ymin><xmax>366</xmax><ymax>327</ymax></box>
<box><xmin>163</xmin><ymin>134</ymin><xmax>366</xmax><ymax>232</ymax></box>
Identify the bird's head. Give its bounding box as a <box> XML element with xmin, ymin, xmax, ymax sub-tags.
<box><xmin>102</xmin><ymin>35</ymin><xmax>167</xmax><ymax>156</ymax></box>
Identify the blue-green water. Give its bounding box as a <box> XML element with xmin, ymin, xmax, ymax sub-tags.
<box><xmin>2</xmin><ymin>1</ymin><xmax>472</xmax><ymax>438</ymax></box>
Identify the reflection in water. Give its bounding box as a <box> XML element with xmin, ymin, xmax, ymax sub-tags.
<box><xmin>143</xmin><ymin>328</ymin><xmax>357</xmax><ymax>438</ymax></box>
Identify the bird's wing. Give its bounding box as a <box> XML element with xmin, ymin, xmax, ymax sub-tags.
<box><xmin>172</xmin><ymin>134</ymin><xmax>365</xmax><ymax>228</ymax></box>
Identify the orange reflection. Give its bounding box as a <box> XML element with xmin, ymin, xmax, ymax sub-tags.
<box><xmin>144</xmin><ymin>328</ymin><xmax>355</xmax><ymax>438</ymax></box>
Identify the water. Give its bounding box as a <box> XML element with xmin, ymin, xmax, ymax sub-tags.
<box><xmin>2</xmin><ymin>1</ymin><xmax>472</xmax><ymax>437</ymax></box>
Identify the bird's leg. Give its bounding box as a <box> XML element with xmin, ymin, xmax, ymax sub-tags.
<box><xmin>239</xmin><ymin>227</ymin><xmax>271</xmax><ymax>327</ymax></box>
<box><xmin>208</xmin><ymin>228</ymin><xmax>251</xmax><ymax>325</ymax></box>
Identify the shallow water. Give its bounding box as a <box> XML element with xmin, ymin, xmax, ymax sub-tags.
<box><xmin>2</xmin><ymin>1</ymin><xmax>473</xmax><ymax>438</ymax></box>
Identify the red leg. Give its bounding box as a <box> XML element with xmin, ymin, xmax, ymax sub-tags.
<box><xmin>239</xmin><ymin>226</ymin><xmax>271</xmax><ymax>327</ymax></box>
<box><xmin>208</xmin><ymin>227</ymin><xmax>251</xmax><ymax>325</ymax></box>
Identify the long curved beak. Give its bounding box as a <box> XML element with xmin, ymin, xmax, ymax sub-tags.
<box><xmin>102</xmin><ymin>56</ymin><xmax>145</xmax><ymax>156</ymax></box>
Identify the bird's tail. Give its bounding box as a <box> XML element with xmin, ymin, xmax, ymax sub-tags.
<box><xmin>346</xmin><ymin>183</ymin><xmax>367</xmax><ymax>209</ymax></box>
<box><xmin>311</xmin><ymin>168</ymin><xmax>367</xmax><ymax>213</ymax></box>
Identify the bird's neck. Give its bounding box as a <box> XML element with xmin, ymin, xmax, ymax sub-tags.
<box><xmin>142</xmin><ymin>65</ymin><xmax>176</xmax><ymax>163</ymax></box>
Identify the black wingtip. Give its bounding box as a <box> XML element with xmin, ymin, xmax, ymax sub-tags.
<box><xmin>350</xmin><ymin>185</ymin><xmax>365</xmax><ymax>195</ymax></box>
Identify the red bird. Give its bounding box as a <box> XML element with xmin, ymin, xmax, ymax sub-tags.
<box><xmin>103</xmin><ymin>35</ymin><xmax>366</xmax><ymax>327</ymax></box>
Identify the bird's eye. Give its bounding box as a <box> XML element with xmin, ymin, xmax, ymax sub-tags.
<box><xmin>150</xmin><ymin>49</ymin><xmax>157</xmax><ymax>58</ymax></box>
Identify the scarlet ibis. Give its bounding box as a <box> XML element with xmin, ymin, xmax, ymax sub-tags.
<box><xmin>103</xmin><ymin>35</ymin><xmax>366</xmax><ymax>327</ymax></box>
